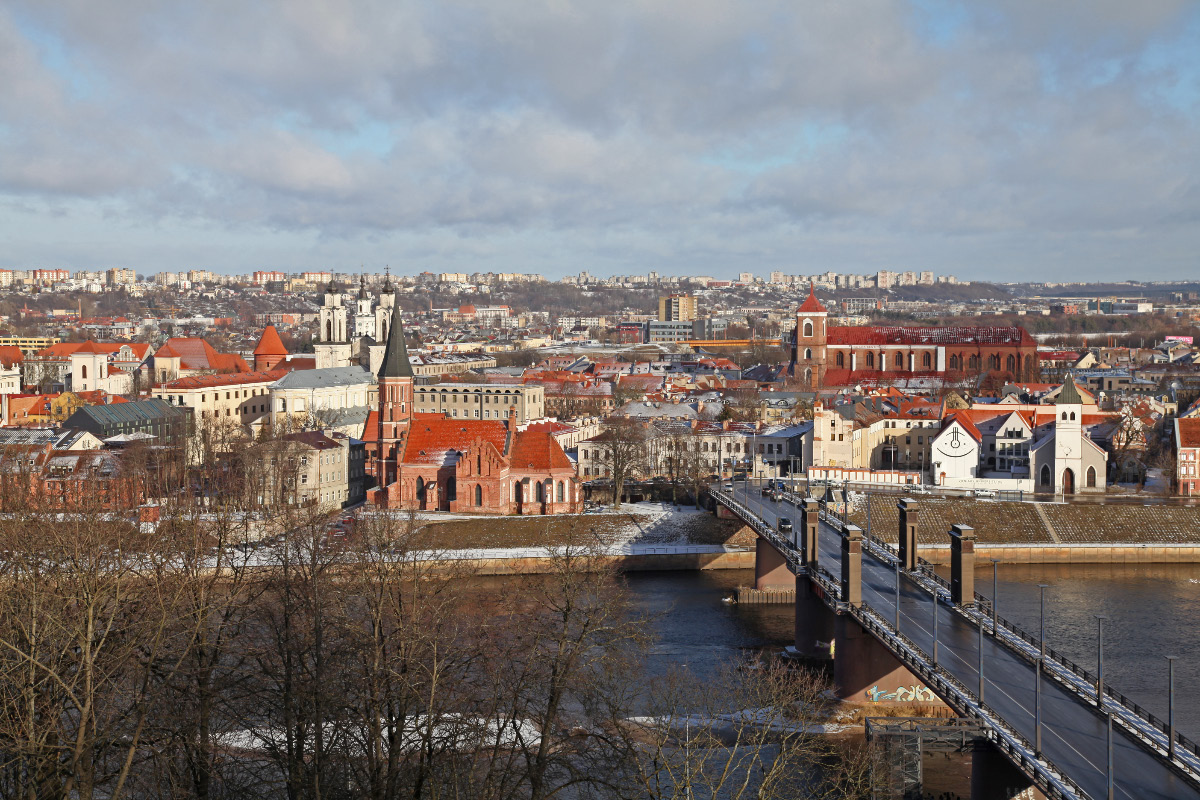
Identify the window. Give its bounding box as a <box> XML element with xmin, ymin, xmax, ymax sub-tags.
<box><xmin>803</xmin><ymin>321</ymin><xmax>813</xmax><ymax>338</ymax></box>
<box><xmin>475</xmin><ymin>484</ymin><xmax>483</xmax><ymax>506</ymax></box>
<box><xmin>557</xmin><ymin>481</ymin><xmax>564</xmax><ymax>502</ymax></box>
<box><xmin>81</xmin><ymin>365</ymin><xmax>87</xmax><ymax>379</ymax></box>
<box><xmin>894</xmin><ymin>352</ymin><xmax>903</xmax><ymax>368</ymax></box>
<box><xmin>922</xmin><ymin>352</ymin><xmax>931</xmax><ymax>368</ymax></box>
<box><xmin>866</xmin><ymin>353</ymin><xmax>875</xmax><ymax>368</ymax></box>
<box><xmin>836</xmin><ymin>352</ymin><xmax>845</xmax><ymax>367</ymax></box>
<box><xmin>1086</xmin><ymin>466</ymin><xmax>1097</xmax><ymax>488</ymax></box>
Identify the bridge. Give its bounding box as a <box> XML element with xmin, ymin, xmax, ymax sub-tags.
<box><xmin>712</xmin><ymin>482</ymin><xmax>1200</xmax><ymax>800</ymax></box>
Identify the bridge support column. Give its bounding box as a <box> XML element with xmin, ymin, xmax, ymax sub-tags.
<box><xmin>833</xmin><ymin>614</ymin><xmax>929</xmax><ymax>703</ymax></box>
<box><xmin>897</xmin><ymin>499</ymin><xmax>918</xmax><ymax>571</ymax></box>
<box><xmin>949</xmin><ymin>523</ymin><xmax>976</xmax><ymax>606</ymax></box>
<box><xmin>794</xmin><ymin>574</ymin><xmax>835</xmax><ymax>658</ymax></box>
<box><xmin>971</xmin><ymin>743</ymin><xmax>1045</xmax><ymax>800</ymax></box>
<box><xmin>716</xmin><ymin>502</ymin><xmax>737</xmax><ymax>520</ymax></box>
<box><xmin>840</xmin><ymin>523</ymin><xmax>863</xmax><ymax>606</ymax></box>
<box><xmin>755</xmin><ymin>537</ymin><xmax>792</xmax><ymax>590</ymax></box>
<box><xmin>799</xmin><ymin>499</ymin><xmax>819</xmax><ymax>571</ymax></box>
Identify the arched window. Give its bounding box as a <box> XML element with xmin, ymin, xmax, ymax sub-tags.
<box><xmin>804</xmin><ymin>348</ymin><xmax>812</xmax><ymax>360</ymax></box>
<box><xmin>988</xmin><ymin>354</ymin><xmax>999</xmax><ymax>370</ymax></box>
<box><xmin>81</xmin><ymin>365</ymin><xmax>88</xmax><ymax>379</ymax></box>
<box><xmin>969</xmin><ymin>355</ymin><xmax>980</xmax><ymax>371</ymax></box>
<box><xmin>1069</xmin><ymin>412</ymin><xmax>1076</xmax><ymax>421</ymax></box>
<box><xmin>922</xmin><ymin>352</ymin><xmax>932</xmax><ymax>369</ymax></box>
<box><xmin>1086</xmin><ymin>467</ymin><xmax>1097</xmax><ymax>488</ymax></box>
<box><xmin>1025</xmin><ymin>355</ymin><xmax>1033</xmax><ymax>375</ymax></box>
<box><xmin>1006</xmin><ymin>355</ymin><xmax>1015</xmax><ymax>373</ymax></box>
<box><xmin>477</xmin><ymin>454</ymin><xmax>482</xmax><ymax>473</ymax></box>
<box><xmin>803</xmin><ymin>320</ymin><xmax>813</xmax><ymax>338</ymax></box>
<box><xmin>1040</xmin><ymin>465</ymin><xmax>1051</xmax><ymax>486</ymax></box>
<box><xmin>556</xmin><ymin>481</ymin><xmax>564</xmax><ymax>502</ymax></box>
<box><xmin>866</xmin><ymin>352</ymin><xmax>875</xmax><ymax>368</ymax></box>
<box><xmin>475</xmin><ymin>484</ymin><xmax>483</xmax><ymax>506</ymax></box>
<box><xmin>949</xmin><ymin>354</ymin><xmax>960</xmax><ymax>370</ymax></box>
<box><xmin>325</xmin><ymin>319</ymin><xmax>332</xmax><ymax>341</ymax></box>
<box><xmin>1061</xmin><ymin>412</ymin><xmax>1067</xmax><ymax>420</ymax></box>
<box><xmin>894</xmin><ymin>352</ymin><xmax>904</xmax><ymax>369</ymax></box>
<box><xmin>536</xmin><ymin>481</ymin><xmax>545</xmax><ymax>502</ymax></box>
<box><xmin>416</xmin><ymin>476</ymin><xmax>425</xmax><ymax>499</ymax></box>
<box><xmin>804</xmin><ymin>368</ymin><xmax>812</xmax><ymax>386</ymax></box>
<box><xmin>836</xmin><ymin>352</ymin><xmax>845</xmax><ymax>367</ymax></box>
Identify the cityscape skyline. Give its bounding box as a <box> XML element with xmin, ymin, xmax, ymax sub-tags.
<box><xmin>2</xmin><ymin>2</ymin><xmax>1199</xmax><ymax>280</ymax></box>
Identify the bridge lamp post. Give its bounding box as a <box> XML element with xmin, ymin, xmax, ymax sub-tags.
<box><xmin>1107</xmin><ymin>712</ymin><xmax>1115</xmax><ymax>800</ymax></box>
<box><xmin>932</xmin><ymin>592</ymin><xmax>939</xmax><ymax>668</ymax></box>
<box><xmin>990</xmin><ymin>558</ymin><xmax>1000</xmax><ymax>635</ymax></box>
<box><xmin>894</xmin><ymin>560</ymin><xmax>901</xmax><ymax>632</ymax></box>
<box><xmin>1167</xmin><ymin>655</ymin><xmax>1177</xmax><ymax>761</ymax></box>
<box><xmin>1033</xmin><ymin>655</ymin><xmax>1043</xmax><ymax>756</ymax></box>
<box><xmin>1037</xmin><ymin>584</ymin><xmax>1049</xmax><ymax>658</ymax></box>
<box><xmin>1095</xmin><ymin>615</ymin><xmax>1108</xmax><ymax>704</ymax></box>
<box><xmin>978</xmin><ymin>609</ymin><xmax>986</xmax><ymax>704</ymax></box>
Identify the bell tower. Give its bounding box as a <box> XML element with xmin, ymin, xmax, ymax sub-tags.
<box><xmin>374</xmin><ymin>300</ymin><xmax>414</xmax><ymax>492</ymax></box>
<box><xmin>315</xmin><ymin>280</ymin><xmax>351</xmax><ymax>368</ymax></box>
<box><xmin>793</xmin><ymin>284</ymin><xmax>828</xmax><ymax>390</ymax></box>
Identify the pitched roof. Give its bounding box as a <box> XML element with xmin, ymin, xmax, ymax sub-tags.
<box><xmin>400</xmin><ymin>416</ymin><xmax>508</xmax><ymax>467</ymax></box>
<box><xmin>270</xmin><ymin>366</ymin><xmax>374</xmax><ymax>390</ymax></box>
<box><xmin>160</xmin><ymin>369</ymin><xmax>287</xmax><ymax>390</ymax></box>
<box><xmin>510</xmin><ymin>423</ymin><xmax>574</xmax><ymax>470</ymax></box>
<box><xmin>159</xmin><ymin>338</ymin><xmax>250</xmax><ymax>373</ymax></box>
<box><xmin>942</xmin><ymin>413</ymin><xmax>983</xmax><ymax>442</ymax></box>
<box><xmin>797</xmin><ymin>284</ymin><xmax>827</xmax><ymax>314</ymax></box>
<box><xmin>253</xmin><ymin>325</ymin><xmax>289</xmax><ymax>357</ymax></box>
<box><xmin>154</xmin><ymin>343</ymin><xmax>182</xmax><ymax>358</ymax></box>
<box><xmin>1056</xmin><ymin>377</ymin><xmax>1083</xmax><ymax>405</ymax></box>
<box><xmin>34</xmin><ymin>342</ymin><xmax>150</xmax><ymax>361</ymax></box>
<box><xmin>378</xmin><ymin>303</ymin><xmax>414</xmax><ymax>379</ymax></box>
<box><xmin>0</xmin><ymin>346</ymin><xmax>23</xmax><ymax>368</ymax></box>
<box><xmin>828</xmin><ymin>325</ymin><xmax>1035</xmax><ymax>347</ymax></box>
<box><xmin>1177</xmin><ymin>418</ymin><xmax>1200</xmax><ymax>449</ymax></box>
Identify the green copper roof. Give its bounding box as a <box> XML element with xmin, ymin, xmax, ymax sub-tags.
<box><xmin>1056</xmin><ymin>377</ymin><xmax>1083</xmax><ymax>405</ymax></box>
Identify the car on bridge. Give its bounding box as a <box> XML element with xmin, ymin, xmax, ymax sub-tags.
<box><xmin>777</xmin><ymin>517</ymin><xmax>793</xmax><ymax>534</ymax></box>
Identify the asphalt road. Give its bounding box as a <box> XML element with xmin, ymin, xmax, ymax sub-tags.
<box><xmin>730</xmin><ymin>480</ymin><xmax>1199</xmax><ymax>800</ymax></box>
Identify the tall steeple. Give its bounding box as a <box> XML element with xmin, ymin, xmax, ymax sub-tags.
<box><xmin>374</xmin><ymin>301</ymin><xmax>414</xmax><ymax>494</ymax></box>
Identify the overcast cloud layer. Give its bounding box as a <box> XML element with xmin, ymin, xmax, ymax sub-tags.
<box><xmin>1</xmin><ymin>1</ymin><xmax>1198</xmax><ymax>280</ymax></box>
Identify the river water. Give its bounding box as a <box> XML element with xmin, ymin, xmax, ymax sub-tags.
<box><xmin>622</xmin><ymin>563</ymin><xmax>1200</xmax><ymax>736</ymax></box>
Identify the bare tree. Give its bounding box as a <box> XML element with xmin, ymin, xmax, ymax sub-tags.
<box><xmin>589</xmin><ymin>418</ymin><xmax>651</xmax><ymax>507</ymax></box>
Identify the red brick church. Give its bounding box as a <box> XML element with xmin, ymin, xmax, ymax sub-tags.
<box><xmin>366</xmin><ymin>304</ymin><xmax>582</xmax><ymax>514</ymax></box>
<box><xmin>790</xmin><ymin>285</ymin><xmax>1038</xmax><ymax>389</ymax></box>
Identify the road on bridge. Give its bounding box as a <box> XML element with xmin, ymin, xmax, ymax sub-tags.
<box><xmin>730</xmin><ymin>480</ymin><xmax>1199</xmax><ymax>800</ymax></box>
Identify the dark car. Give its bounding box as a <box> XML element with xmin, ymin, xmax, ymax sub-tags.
<box><xmin>777</xmin><ymin>517</ymin><xmax>793</xmax><ymax>534</ymax></box>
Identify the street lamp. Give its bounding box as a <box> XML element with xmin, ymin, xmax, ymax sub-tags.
<box><xmin>1033</xmin><ymin>655</ymin><xmax>1043</xmax><ymax>756</ymax></box>
<box><xmin>990</xmin><ymin>559</ymin><xmax>1000</xmax><ymax>635</ymax></box>
<box><xmin>894</xmin><ymin>560</ymin><xmax>901</xmax><ymax>632</ymax></box>
<box><xmin>1095</xmin><ymin>615</ymin><xmax>1108</xmax><ymax>704</ymax></box>
<box><xmin>1038</xmin><ymin>584</ymin><xmax>1049</xmax><ymax>658</ymax></box>
<box><xmin>1167</xmin><ymin>655</ymin><xmax>1178</xmax><ymax>760</ymax></box>
<box><xmin>978</xmin><ymin>609</ymin><xmax>986</xmax><ymax>703</ymax></box>
<box><xmin>932</xmin><ymin>591</ymin><xmax>940</xmax><ymax>668</ymax></box>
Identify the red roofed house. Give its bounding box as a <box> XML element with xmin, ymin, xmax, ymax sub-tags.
<box><xmin>1175</xmin><ymin>418</ymin><xmax>1200</xmax><ymax>496</ymax></box>
<box><xmin>151</xmin><ymin>337</ymin><xmax>250</xmax><ymax>382</ymax></box>
<box><xmin>367</xmin><ymin>304</ymin><xmax>581</xmax><ymax>514</ymax></box>
<box><xmin>789</xmin><ymin>284</ymin><xmax>1038</xmax><ymax>389</ymax></box>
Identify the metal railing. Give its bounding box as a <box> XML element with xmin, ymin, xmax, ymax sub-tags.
<box><xmin>711</xmin><ymin>485</ymin><xmax>1200</xmax><ymax>792</ymax></box>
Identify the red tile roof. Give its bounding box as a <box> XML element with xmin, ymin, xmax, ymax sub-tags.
<box><xmin>0</xmin><ymin>346</ymin><xmax>23</xmax><ymax>368</ymax></box>
<box><xmin>797</xmin><ymin>284</ymin><xmax>827</xmax><ymax>314</ymax></box>
<box><xmin>510</xmin><ymin>423</ymin><xmax>574</xmax><ymax>470</ymax></box>
<box><xmin>254</xmin><ymin>325</ymin><xmax>289</xmax><ymax>356</ymax></box>
<box><xmin>1178</xmin><ymin>419</ymin><xmax>1200</xmax><ymax>448</ymax></box>
<box><xmin>943</xmin><ymin>413</ymin><xmax>983</xmax><ymax>442</ymax></box>
<box><xmin>159</xmin><ymin>338</ymin><xmax>250</xmax><ymax>373</ymax></box>
<box><xmin>34</xmin><ymin>341</ymin><xmax>152</xmax><ymax>361</ymax></box>
<box><xmin>158</xmin><ymin>369</ymin><xmax>286</xmax><ymax>390</ymax></box>
<box><xmin>400</xmin><ymin>415</ymin><xmax>508</xmax><ymax>467</ymax></box>
<box><xmin>828</xmin><ymin>326</ymin><xmax>1035</xmax><ymax>347</ymax></box>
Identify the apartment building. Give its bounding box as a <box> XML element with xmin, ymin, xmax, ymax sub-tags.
<box><xmin>414</xmin><ymin>382</ymin><xmax>544</xmax><ymax>424</ymax></box>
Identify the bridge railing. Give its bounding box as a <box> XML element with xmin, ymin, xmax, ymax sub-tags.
<box><xmin>729</xmin><ymin>486</ymin><xmax>1200</xmax><ymax>781</ymax></box>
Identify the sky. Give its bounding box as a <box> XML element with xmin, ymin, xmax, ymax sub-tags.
<box><xmin>1</xmin><ymin>1</ymin><xmax>1198</xmax><ymax>282</ymax></box>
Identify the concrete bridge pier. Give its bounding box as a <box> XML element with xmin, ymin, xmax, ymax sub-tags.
<box><xmin>971</xmin><ymin>743</ymin><xmax>1046</xmax><ymax>799</ymax></box>
<box><xmin>833</xmin><ymin>522</ymin><xmax>929</xmax><ymax>703</ymax></box>
<box><xmin>799</xmin><ymin>499</ymin><xmax>819</xmax><ymax>571</ymax></box>
<box><xmin>950</xmin><ymin>523</ymin><xmax>977</xmax><ymax>606</ymax></box>
<box><xmin>754</xmin><ymin>537</ymin><xmax>792</xmax><ymax>590</ymax></box>
<box><xmin>794</xmin><ymin>574</ymin><xmax>835</xmax><ymax>658</ymax></box>
<box><xmin>897</xmin><ymin>498</ymin><xmax>919</xmax><ymax>571</ymax></box>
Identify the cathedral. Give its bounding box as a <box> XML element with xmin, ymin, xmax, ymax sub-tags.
<box><xmin>314</xmin><ymin>274</ymin><xmax>398</xmax><ymax>374</ymax></box>
<box><xmin>789</xmin><ymin>285</ymin><xmax>1039</xmax><ymax>390</ymax></box>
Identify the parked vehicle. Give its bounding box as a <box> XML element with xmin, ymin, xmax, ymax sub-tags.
<box><xmin>723</xmin><ymin>482</ymin><xmax>733</xmax><ymax>491</ymax></box>
<box><xmin>973</xmin><ymin>488</ymin><xmax>998</xmax><ymax>498</ymax></box>
<box><xmin>903</xmin><ymin>484</ymin><xmax>929</xmax><ymax>494</ymax></box>
<box><xmin>777</xmin><ymin>517</ymin><xmax>793</xmax><ymax>534</ymax></box>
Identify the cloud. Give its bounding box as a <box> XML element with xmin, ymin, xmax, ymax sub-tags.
<box><xmin>0</xmin><ymin>0</ymin><xmax>1198</xmax><ymax>279</ymax></box>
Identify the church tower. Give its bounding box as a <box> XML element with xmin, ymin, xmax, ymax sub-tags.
<box><xmin>352</xmin><ymin>275</ymin><xmax>376</xmax><ymax>341</ymax></box>
<box><xmin>315</xmin><ymin>281</ymin><xmax>351</xmax><ymax>368</ymax></box>
<box><xmin>1053</xmin><ymin>376</ymin><xmax>1085</xmax><ymax>494</ymax></box>
<box><xmin>374</xmin><ymin>300</ymin><xmax>414</xmax><ymax>492</ymax></box>
<box><xmin>793</xmin><ymin>284</ymin><xmax>828</xmax><ymax>390</ymax></box>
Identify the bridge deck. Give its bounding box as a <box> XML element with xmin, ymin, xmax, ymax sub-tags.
<box><xmin>724</xmin><ymin>482</ymin><xmax>1199</xmax><ymax>800</ymax></box>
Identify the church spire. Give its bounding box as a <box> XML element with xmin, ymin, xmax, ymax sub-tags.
<box><xmin>378</xmin><ymin>301</ymin><xmax>414</xmax><ymax>379</ymax></box>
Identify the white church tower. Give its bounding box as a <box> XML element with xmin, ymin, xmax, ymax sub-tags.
<box><xmin>1053</xmin><ymin>377</ymin><xmax>1085</xmax><ymax>494</ymax></box>
<box><xmin>315</xmin><ymin>280</ymin><xmax>352</xmax><ymax>369</ymax></box>
<box><xmin>352</xmin><ymin>275</ymin><xmax>376</xmax><ymax>341</ymax></box>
